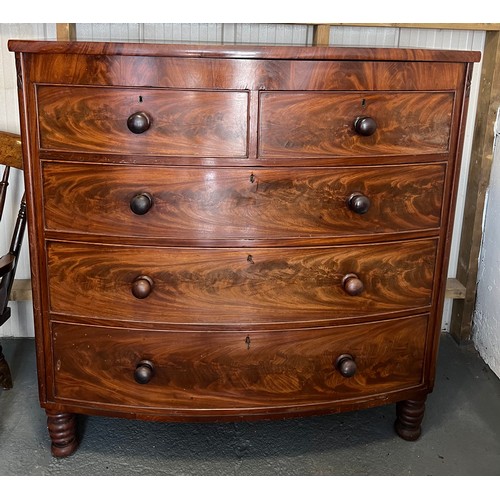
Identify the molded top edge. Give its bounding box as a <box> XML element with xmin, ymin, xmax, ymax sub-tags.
<box><xmin>7</xmin><ymin>40</ymin><xmax>482</xmax><ymax>62</ymax></box>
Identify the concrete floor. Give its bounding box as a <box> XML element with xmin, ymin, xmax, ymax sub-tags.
<box><xmin>1</xmin><ymin>333</ymin><xmax>500</xmax><ymax>475</ymax></box>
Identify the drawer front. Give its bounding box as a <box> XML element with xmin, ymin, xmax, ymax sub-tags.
<box><xmin>51</xmin><ymin>315</ymin><xmax>428</xmax><ymax>410</ymax></box>
<box><xmin>37</xmin><ymin>85</ymin><xmax>249</xmax><ymax>157</ymax></box>
<box><xmin>42</xmin><ymin>162</ymin><xmax>445</xmax><ymax>240</ymax></box>
<box><xmin>47</xmin><ymin>240</ymin><xmax>436</xmax><ymax>325</ymax></box>
<box><xmin>259</xmin><ymin>91</ymin><xmax>453</xmax><ymax>158</ymax></box>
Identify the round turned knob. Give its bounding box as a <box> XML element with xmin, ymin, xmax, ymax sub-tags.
<box><xmin>130</xmin><ymin>192</ymin><xmax>153</xmax><ymax>215</ymax></box>
<box><xmin>354</xmin><ymin>116</ymin><xmax>377</xmax><ymax>136</ymax></box>
<box><xmin>347</xmin><ymin>192</ymin><xmax>371</xmax><ymax>215</ymax></box>
<box><xmin>342</xmin><ymin>273</ymin><xmax>364</xmax><ymax>296</ymax></box>
<box><xmin>134</xmin><ymin>360</ymin><xmax>154</xmax><ymax>384</ymax></box>
<box><xmin>131</xmin><ymin>275</ymin><xmax>154</xmax><ymax>299</ymax></box>
<box><xmin>335</xmin><ymin>354</ymin><xmax>357</xmax><ymax>378</ymax></box>
<box><xmin>127</xmin><ymin>111</ymin><xmax>151</xmax><ymax>134</ymax></box>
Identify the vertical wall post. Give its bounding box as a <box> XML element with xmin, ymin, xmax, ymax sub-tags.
<box><xmin>451</xmin><ymin>30</ymin><xmax>500</xmax><ymax>343</ymax></box>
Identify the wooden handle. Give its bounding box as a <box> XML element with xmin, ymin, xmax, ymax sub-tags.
<box><xmin>342</xmin><ymin>273</ymin><xmax>364</xmax><ymax>296</ymax></box>
<box><xmin>130</xmin><ymin>192</ymin><xmax>153</xmax><ymax>215</ymax></box>
<box><xmin>347</xmin><ymin>192</ymin><xmax>371</xmax><ymax>214</ymax></box>
<box><xmin>354</xmin><ymin>116</ymin><xmax>377</xmax><ymax>136</ymax></box>
<box><xmin>131</xmin><ymin>275</ymin><xmax>154</xmax><ymax>299</ymax></box>
<box><xmin>134</xmin><ymin>360</ymin><xmax>154</xmax><ymax>384</ymax></box>
<box><xmin>127</xmin><ymin>112</ymin><xmax>151</xmax><ymax>134</ymax></box>
<box><xmin>335</xmin><ymin>354</ymin><xmax>357</xmax><ymax>378</ymax></box>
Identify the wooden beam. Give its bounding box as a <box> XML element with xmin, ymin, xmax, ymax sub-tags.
<box><xmin>445</xmin><ymin>278</ymin><xmax>466</xmax><ymax>300</ymax></box>
<box><xmin>56</xmin><ymin>23</ymin><xmax>76</xmax><ymax>41</ymax></box>
<box><xmin>0</xmin><ymin>131</ymin><xmax>22</xmax><ymax>170</ymax></box>
<box><xmin>9</xmin><ymin>279</ymin><xmax>32</xmax><ymax>302</ymax></box>
<box><xmin>313</xmin><ymin>24</ymin><xmax>331</xmax><ymax>45</ymax></box>
<box><xmin>331</xmin><ymin>23</ymin><xmax>500</xmax><ymax>31</ymax></box>
<box><xmin>451</xmin><ymin>30</ymin><xmax>500</xmax><ymax>343</ymax></box>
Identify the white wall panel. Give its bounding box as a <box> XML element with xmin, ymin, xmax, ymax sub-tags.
<box><xmin>142</xmin><ymin>23</ymin><xmax>223</xmax><ymax>43</ymax></box>
<box><xmin>330</xmin><ymin>26</ymin><xmax>399</xmax><ymax>46</ymax></box>
<box><xmin>76</xmin><ymin>23</ymin><xmax>141</xmax><ymax>41</ymax></box>
<box><xmin>233</xmin><ymin>23</ymin><xmax>312</xmax><ymax>45</ymax></box>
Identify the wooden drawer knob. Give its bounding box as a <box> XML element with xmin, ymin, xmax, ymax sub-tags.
<box><xmin>347</xmin><ymin>192</ymin><xmax>371</xmax><ymax>214</ymax></box>
<box><xmin>134</xmin><ymin>360</ymin><xmax>155</xmax><ymax>384</ymax></box>
<box><xmin>342</xmin><ymin>273</ymin><xmax>364</xmax><ymax>296</ymax></box>
<box><xmin>131</xmin><ymin>275</ymin><xmax>154</xmax><ymax>299</ymax></box>
<box><xmin>127</xmin><ymin>111</ymin><xmax>151</xmax><ymax>134</ymax></box>
<box><xmin>335</xmin><ymin>354</ymin><xmax>357</xmax><ymax>378</ymax></box>
<box><xmin>354</xmin><ymin>116</ymin><xmax>377</xmax><ymax>136</ymax></box>
<box><xmin>130</xmin><ymin>192</ymin><xmax>153</xmax><ymax>215</ymax></box>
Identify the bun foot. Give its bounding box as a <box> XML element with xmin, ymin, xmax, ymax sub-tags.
<box><xmin>46</xmin><ymin>411</ymin><xmax>78</xmax><ymax>457</ymax></box>
<box><xmin>394</xmin><ymin>397</ymin><xmax>426</xmax><ymax>441</ymax></box>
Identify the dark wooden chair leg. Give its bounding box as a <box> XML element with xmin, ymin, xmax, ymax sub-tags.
<box><xmin>394</xmin><ymin>397</ymin><xmax>427</xmax><ymax>441</ymax></box>
<box><xmin>0</xmin><ymin>344</ymin><xmax>13</xmax><ymax>390</ymax></box>
<box><xmin>46</xmin><ymin>410</ymin><xmax>79</xmax><ymax>458</ymax></box>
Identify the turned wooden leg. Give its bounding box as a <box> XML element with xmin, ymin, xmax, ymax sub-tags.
<box><xmin>0</xmin><ymin>344</ymin><xmax>13</xmax><ymax>390</ymax></box>
<box><xmin>46</xmin><ymin>411</ymin><xmax>78</xmax><ymax>457</ymax></box>
<box><xmin>394</xmin><ymin>397</ymin><xmax>426</xmax><ymax>441</ymax></box>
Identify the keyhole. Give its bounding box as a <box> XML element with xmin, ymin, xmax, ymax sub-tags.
<box><xmin>361</xmin><ymin>98</ymin><xmax>366</xmax><ymax>107</ymax></box>
<box><xmin>247</xmin><ymin>255</ymin><xmax>254</xmax><ymax>264</ymax></box>
<box><xmin>139</xmin><ymin>96</ymin><xmax>143</xmax><ymax>103</ymax></box>
<box><xmin>250</xmin><ymin>173</ymin><xmax>255</xmax><ymax>183</ymax></box>
<box><xmin>245</xmin><ymin>336</ymin><xmax>251</xmax><ymax>350</ymax></box>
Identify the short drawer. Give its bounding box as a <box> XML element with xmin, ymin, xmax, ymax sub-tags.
<box><xmin>37</xmin><ymin>85</ymin><xmax>249</xmax><ymax>157</ymax></box>
<box><xmin>42</xmin><ymin>162</ymin><xmax>445</xmax><ymax>240</ymax></box>
<box><xmin>47</xmin><ymin>240</ymin><xmax>437</xmax><ymax>326</ymax></box>
<box><xmin>259</xmin><ymin>91</ymin><xmax>454</xmax><ymax>158</ymax></box>
<box><xmin>51</xmin><ymin>315</ymin><xmax>428</xmax><ymax>411</ymax></box>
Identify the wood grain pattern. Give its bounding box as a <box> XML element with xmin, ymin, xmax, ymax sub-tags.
<box><xmin>259</xmin><ymin>91</ymin><xmax>454</xmax><ymax>157</ymax></box>
<box><xmin>46</xmin><ymin>240</ymin><xmax>437</xmax><ymax>326</ymax></box>
<box><xmin>51</xmin><ymin>315</ymin><xmax>428</xmax><ymax>411</ymax></box>
<box><xmin>42</xmin><ymin>162</ymin><xmax>445</xmax><ymax>240</ymax></box>
<box><xmin>37</xmin><ymin>86</ymin><xmax>249</xmax><ymax>157</ymax></box>
<box><xmin>26</xmin><ymin>53</ymin><xmax>468</xmax><ymax>92</ymax></box>
<box><xmin>0</xmin><ymin>131</ymin><xmax>23</xmax><ymax>169</ymax></box>
<box><xmin>8</xmin><ymin>40</ymin><xmax>481</xmax><ymax>62</ymax></box>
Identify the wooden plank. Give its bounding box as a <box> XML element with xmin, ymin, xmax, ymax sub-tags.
<box><xmin>445</xmin><ymin>278</ymin><xmax>466</xmax><ymax>299</ymax></box>
<box><xmin>9</xmin><ymin>279</ymin><xmax>32</xmax><ymax>301</ymax></box>
<box><xmin>313</xmin><ymin>24</ymin><xmax>331</xmax><ymax>45</ymax></box>
<box><xmin>451</xmin><ymin>30</ymin><xmax>500</xmax><ymax>343</ymax></box>
<box><xmin>0</xmin><ymin>131</ymin><xmax>22</xmax><ymax>169</ymax></box>
<box><xmin>332</xmin><ymin>23</ymin><xmax>500</xmax><ymax>31</ymax></box>
<box><xmin>56</xmin><ymin>23</ymin><xmax>76</xmax><ymax>41</ymax></box>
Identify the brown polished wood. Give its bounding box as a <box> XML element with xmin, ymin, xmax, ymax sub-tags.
<box><xmin>9</xmin><ymin>41</ymin><xmax>480</xmax><ymax>456</ymax></box>
<box><xmin>42</xmin><ymin>163</ymin><xmax>446</xmax><ymax>240</ymax></box>
<box><xmin>259</xmin><ymin>91</ymin><xmax>454</xmax><ymax>158</ymax></box>
<box><xmin>51</xmin><ymin>316</ymin><xmax>427</xmax><ymax>411</ymax></box>
<box><xmin>0</xmin><ymin>131</ymin><xmax>23</xmax><ymax>170</ymax></box>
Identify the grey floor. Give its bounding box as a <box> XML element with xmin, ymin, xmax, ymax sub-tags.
<box><xmin>1</xmin><ymin>333</ymin><xmax>500</xmax><ymax>476</ymax></box>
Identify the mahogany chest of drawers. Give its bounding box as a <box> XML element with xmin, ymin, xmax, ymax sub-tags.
<box><xmin>9</xmin><ymin>40</ymin><xmax>480</xmax><ymax>457</ymax></box>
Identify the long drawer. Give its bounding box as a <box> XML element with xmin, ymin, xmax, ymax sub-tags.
<box><xmin>42</xmin><ymin>162</ymin><xmax>445</xmax><ymax>240</ymax></box>
<box><xmin>37</xmin><ymin>85</ymin><xmax>249</xmax><ymax>157</ymax></box>
<box><xmin>46</xmin><ymin>240</ymin><xmax>437</xmax><ymax>325</ymax></box>
<box><xmin>259</xmin><ymin>91</ymin><xmax>454</xmax><ymax>158</ymax></box>
<box><xmin>51</xmin><ymin>315</ymin><xmax>428</xmax><ymax>411</ymax></box>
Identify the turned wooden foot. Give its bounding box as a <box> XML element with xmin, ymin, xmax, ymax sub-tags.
<box><xmin>394</xmin><ymin>397</ymin><xmax>426</xmax><ymax>441</ymax></box>
<box><xmin>0</xmin><ymin>344</ymin><xmax>13</xmax><ymax>390</ymax></box>
<box><xmin>46</xmin><ymin>411</ymin><xmax>78</xmax><ymax>457</ymax></box>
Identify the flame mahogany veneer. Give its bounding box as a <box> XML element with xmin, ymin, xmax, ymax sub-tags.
<box><xmin>8</xmin><ymin>40</ymin><xmax>480</xmax><ymax>457</ymax></box>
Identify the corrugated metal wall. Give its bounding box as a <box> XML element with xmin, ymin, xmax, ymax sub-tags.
<box><xmin>0</xmin><ymin>23</ymin><xmax>486</xmax><ymax>337</ymax></box>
